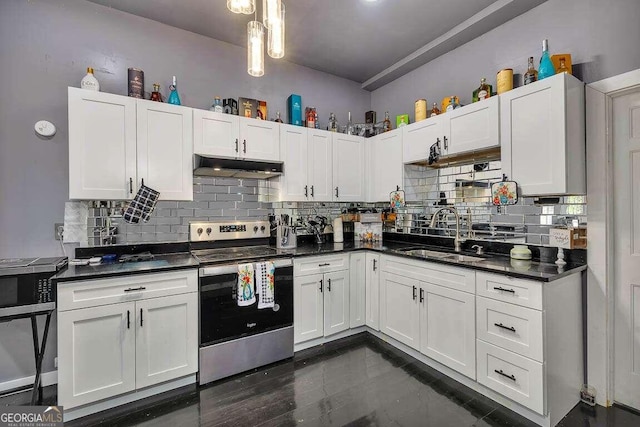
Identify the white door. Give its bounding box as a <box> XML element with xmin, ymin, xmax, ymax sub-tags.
<box><xmin>370</xmin><ymin>131</ymin><xmax>403</xmax><ymax>202</ymax></box>
<box><xmin>349</xmin><ymin>253</ymin><xmax>366</xmax><ymax>328</ymax></box>
<box><xmin>57</xmin><ymin>302</ymin><xmax>136</xmax><ymax>409</ymax></box>
<box><xmin>613</xmin><ymin>90</ymin><xmax>640</xmax><ymax>410</ymax></box>
<box><xmin>279</xmin><ymin>125</ymin><xmax>309</xmax><ymax>201</ymax></box>
<box><xmin>500</xmin><ymin>74</ymin><xmax>566</xmax><ymax>194</ymax></box>
<box><xmin>193</xmin><ymin>109</ymin><xmax>240</xmax><ymax>158</ymax></box>
<box><xmin>365</xmin><ymin>253</ymin><xmax>380</xmax><ymax>331</ymax></box>
<box><xmin>238</xmin><ymin>116</ymin><xmax>280</xmax><ymax>161</ymax></box>
<box><xmin>420</xmin><ymin>283</ymin><xmax>476</xmax><ymax>379</ymax></box>
<box><xmin>294</xmin><ymin>273</ymin><xmax>324</xmax><ymax>344</ymax></box>
<box><xmin>308</xmin><ymin>130</ymin><xmax>333</xmax><ymax>202</ymax></box>
<box><xmin>68</xmin><ymin>87</ymin><xmax>137</xmax><ymax>200</ymax></box>
<box><xmin>332</xmin><ymin>133</ymin><xmax>365</xmax><ymax>201</ymax></box>
<box><xmin>402</xmin><ymin>116</ymin><xmax>442</xmax><ymax>163</ymax></box>
<box><xmin>379</xmin><ymin>272</ymin><xmax>420</xmax><ymax>350</ymax></box>
<box><xmin>443</xmin><ymin>96</ymin><xmax>499</xmax><ymax>155</ymax></box>
<box><xmin>136</xmin><ymin>100</ymin><xmax>193</xmax><ymax>201</ymax></box>
<box><xmin>135</xmin><ymin>293</ymin><xmax>198</xmax><ymax>389</ymax></box>
<box><xmin>324</xmin><ymin>270</ymin><xmax>350</xmax><ymax>336</ymax></box>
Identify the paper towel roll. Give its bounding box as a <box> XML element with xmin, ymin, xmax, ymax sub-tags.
<box><xmin>333</xmin><ymin>217</ymin><xmax>344</xmax><ymax>243</ymax></box>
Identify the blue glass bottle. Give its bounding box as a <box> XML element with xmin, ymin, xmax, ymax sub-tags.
<box><xmin>167</xmin><ymin>75</ymin><xmax>181</xmax><ymax>105</ymax></box>
<box><xmin>538</xmin><ymin>39</ymin><xmax>556</xmax><ymax>80</ymax></box>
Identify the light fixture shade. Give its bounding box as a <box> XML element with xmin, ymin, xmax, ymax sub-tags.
<box><xmin>267</xmin><ymin>3</ymin><xmax>285</xmax><ymax>59</ymax></box>
<box><xmin>227</xmin><ymin>0</ymin><xmax>255</xmax><ymax>14</ymax></box>
<box><xmin>262</xmin><ymin>0</ymin><xmax>282</xmax><ymax>29</ymax></box>
<box><xmin>247</xmin><ymin>21</ymin><xmax>265</xmax><ymax>77</ymax></box>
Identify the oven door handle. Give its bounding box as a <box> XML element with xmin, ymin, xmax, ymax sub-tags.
<box><xmin>200</xmin><ymin>258</ymin><xmax>293</xmax><ymax>276</ymax></box>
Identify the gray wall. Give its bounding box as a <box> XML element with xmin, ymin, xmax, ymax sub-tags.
<box><xmin>371</xmin><ymin>0</ymin><xmax>640</xmax><ymax>121</ymax></box>
<box><xmin>0</xmin><ymin>0</ymin><xmax>370</xmax><ymax>385</ymax></box>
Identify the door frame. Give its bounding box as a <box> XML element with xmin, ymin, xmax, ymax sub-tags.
<box><xmin>586</xmin><ymin>68</ymin><xmax>640</xmax><ymax>407</ymax></box>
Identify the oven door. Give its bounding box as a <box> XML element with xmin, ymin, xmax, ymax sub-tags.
<box><xmin>199</xmin><ymin>260</ymin><xmax>293</xmax><ymax>346</ymax></box>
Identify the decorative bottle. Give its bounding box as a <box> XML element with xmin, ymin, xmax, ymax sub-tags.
<box><xmin>274</xmin><ymin>112</ymin><xmax>284</xmax><ymax>123</ymax></box>
<box><xmin>429</xmin><ymin>103</ymin><xmax>440</xmax><ymax>117</ymax></box>
<box><xmin>383</xmin><ymin>112</ymin><xmax>392</xmax><ymax>132</ymax></box>
<box><xmin>150</xmin><ymin>83</ymin><xmax>163</xmax><ymax>102</ymax></box>
<box><xmin>346</xmin><ymin>112</ymin><xmax>354</xmax><ymax>135</ymax></box>
<box><xmin>538</xmin><ymin>39</ymin><xmax>556</xmax><ymax>80</ymax></box>
<box><xmin>327</xmin><ymin>113</ymin><xmax>338</xmax><ymax>132</ymax></box>
<box><xmin>167</xmin><ymin>76</ymin><xmax>181</xmax><ymax>105</ymax></box>
<box><xmin>475</xmin><ymin>78</ymin><xmax>491</xmax><ymax>102</ymax></box>
<box><xmin>556</xmin><ymin>57</ymin><xmax>569</xmax><ymax>74</ymax></box>
<box><xmin>81</xmin><ymin>67</ymin><xmax>100</xmax><ymax>91</ymax></box>
<box><xmin>523</xmin><ymin>57</ymin><xmax>538</xmax><ymax>85</ymax></box>
<box><xmin>210</xmin><ymin>97</ymin><xmax>223</xmax><ymax>113</ymax></box>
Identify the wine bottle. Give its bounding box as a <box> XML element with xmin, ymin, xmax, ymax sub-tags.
<box><xmin>538</xmin><ymin>39</ymin><xmax>556</xmax><ymax>80</ymax></box>
<box><xmin>383</xmin><ymin>112</ymin><xmax>391</xmax><ymax>132</ymax></box>
<box><xmin>523</xmin><ymin>57</ymin><xmax>538</xmax><ymax>85</ymax></box>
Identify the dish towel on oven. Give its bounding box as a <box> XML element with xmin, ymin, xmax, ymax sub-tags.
<box><xmin>237</xmin><ymin>263</ymin><xmax>256</xmax><ymax>306</ymax></box>
<box><xmin>256</xmin><ymin>261</ymin><xmax>275</xmax><ymax>309</ymax></box>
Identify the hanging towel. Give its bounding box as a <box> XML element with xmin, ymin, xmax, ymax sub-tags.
<box><xmin>123</xmin><ymin>184</ymin><xmax>160</xmax><ymax>224</ymax></box>
<box><xmin>256</xmin><ymin>261</ymin><xmax>275</xmax><ymax>309</ymax></box>
<box><xmin>237</xmin><ymin>263</ymin><xmax>256</xmax><ymax>306</ymax></box>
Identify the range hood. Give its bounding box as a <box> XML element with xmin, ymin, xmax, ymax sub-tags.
<box><xmin>193</xmin><ymin>155</ymin><xmax>283</xmax><ymax>179</ymax></box>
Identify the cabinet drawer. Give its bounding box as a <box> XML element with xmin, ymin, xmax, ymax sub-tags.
<box><xmin>57</xmin><ymin>270</ymin><xmax>198</xmax><ymax>311</ymax></box>
<box><xmin>477</xmin><ymin>297</ymin><xmax>543</xmax><ymax>362</ymax></box>
<box><xmin>380</xmin><ymin>255</ymin><xmax>475</xmax><ymax>293</ymax></box>
<box><xmin>477</xmin><ymin>340</ymin><xmax>545</xmax><ymax>414</ymax></box>
<box><xmin>294</xmin><ymin>254</ymin><xmax>349</xmax><ymax>276</ymax></box>
<box><xmin>476</xmin><ymin>272</ymin><xmax>543</xmax><ymax>310</ymax></box>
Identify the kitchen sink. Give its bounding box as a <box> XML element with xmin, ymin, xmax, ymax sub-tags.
<box><xmin>442</xmin><ymin>254</ymin><xmax>485</xmax><ymax>263</ymax></box>
<box><xmin>399</xmin><ymin>249</ymin><xmax>453</xmax><ymax>259</ymax></box>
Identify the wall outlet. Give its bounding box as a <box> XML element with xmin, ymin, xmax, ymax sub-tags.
<box><xmin>54</xmin><ymin>223</ymin><xmax>64</xmax><ymax>240</ymax></box>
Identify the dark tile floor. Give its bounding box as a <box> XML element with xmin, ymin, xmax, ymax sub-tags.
<box><xmin>2</xmin><ymin>333</ymin><xmax>639</xmax><ymax>426</ymax></box>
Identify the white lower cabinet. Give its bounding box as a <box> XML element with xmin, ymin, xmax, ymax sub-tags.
<box><xmin>349</xmin><ymin>252</ymin><xmax>366</xmax><ymax>328</ymax></box>
<box><xmin>379</xmin><ymin>272</ymin><xmax>420</xmax><ymax>350</ymax></box>
<box><xmin>365</xmin><ymin>253</ymin><xmax>380</xmax><ymax>331</ymax></box>
<box><xmin>293</xmin><ymin>273</ymin><xmax>325</xmax><ymax>343</ymax></box>
<box><xmin>57</xmin><ymin>270</ymin><xmax>198</xmax><ymax>410</ymax></box>
<box><xmin>323</xmin><ymin>270</ymin><xmax>350</xmax><ymax>336</ymax></box>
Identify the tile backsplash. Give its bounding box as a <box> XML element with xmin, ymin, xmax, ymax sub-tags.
<box><xmin>85</xmin><ymin>160</ymin><xmax>586</xmax><ymax>248</ymax></box>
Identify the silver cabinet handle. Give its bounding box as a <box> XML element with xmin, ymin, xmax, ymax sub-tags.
<box><xmin>443</xmin><ymin>136</ymin><xmax>448</xmax><ymax>150</ymax></box>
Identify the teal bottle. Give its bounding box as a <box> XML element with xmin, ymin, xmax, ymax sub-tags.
<box><xmin>538</xmin><ymin>39</ymin><xmax>556</xmax><ymax>80</ymax></box>
<box><xmin>167</xmin><ymin>75</ymin><xmax>181</xmax><ymax>105</ymax></box>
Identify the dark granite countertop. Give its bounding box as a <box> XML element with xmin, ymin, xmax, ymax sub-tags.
<box><xmin>53</xmin><ymin>252</ymin><xmax>199</xmax><ymax>283</ymax></box>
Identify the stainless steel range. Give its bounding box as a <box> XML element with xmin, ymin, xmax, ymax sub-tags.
<box><xmin>191</xmin><ymin>221</ymin><xmax>294</xmax><ymax>385</ymax></box>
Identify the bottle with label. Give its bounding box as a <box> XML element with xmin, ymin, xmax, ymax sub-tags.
<box><xmin>274</xmin><ymin>112</ymin><xmax>284</xmax><ymax>123</ymax></box>
<box><xmin>475</xmin><ymin>78</ymin><xmax>492</xmax><ymax>102</ymax></box>
<box><xmin>306</xmin><ymin>108</ymin><xmax>315</xmax><ymax>128</ymax></box>
<box><xmin>429</xmin><ymin>103</ymin><xmax>440</xmax><ymax>117</ymax></box>
<box><xmin>523</xmin><ymin>57</ymin><xmax>538</xmax><ymax>85</ymax></box>
<box><xmin>538</xmin><ymin>39</ymin><xmax>556</xmax><ymax>80</ymax></box>
<box><xmin>167</xmin><ymin>76</ymin><xmax>181</xmax><ymax>105</ymax></box>
<box><xmin>150</xmin><ymin>83</ymin><xmax>163</xmax><ymax>102</ymax></box>
<box><xmin>445</xmin><ymin>96</ymin><xmax>460</xmax><ymax>112</ymax></box>
<box><xmin>383</xmin><ymin>111</ymin><xmax>392</xmax><ymax>132</ymax></box>
<box><xmin>556</xmin><ymin>57</ymin><xmax>569</xmax><ymax>74</ymax></box>
<box><xmin>210</xmin><ymin>97</ymin><xmax>223</xmax><ymax>113</ymax></box>
<box><xmin>81</xmin><ymin>67</ymin><xmax>100</xmax><ymax>91</ymax></box>
<box><xmin>327</xmin><ymin>112</ymin><xmax>338</xmax><ymax>132</ymax></box>
<box><xmin>346</xmin><ymin>112</ymin><xmax>354</xmax><ymax>135</ymax></box>
<box><xmin>314</xmin><ymin>109</ymin><xmax>319</xmax><ymax>129</ymax></box>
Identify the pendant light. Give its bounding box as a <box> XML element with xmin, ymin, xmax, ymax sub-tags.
<box><xmin>247</xmin><ymin>21</ymin><xmax>265</xmax><ymax>77</ymax></box>
<box><xmin>267</xmin><ymin>3</ymin><xmax>285</xmax><ymax>59</ymax></box>
<box><xmin>262</xmin><ymin>0</ymin><xmax>282</xmax><ymax>29</ymax></box>
<box><xmin>227</xmin><ymin>0</ymin><xmax>255</xmax><ymax>15</ymax></box>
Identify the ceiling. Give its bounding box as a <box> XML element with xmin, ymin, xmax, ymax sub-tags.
<box><xmin>87</xmin><ymin>0</ymin><xmax>547</xmax><ymax>90</ymax></box>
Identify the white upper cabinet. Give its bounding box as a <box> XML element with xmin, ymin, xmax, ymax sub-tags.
<box><xmin>278</xmin><ymin>125</ymin><xmax>309</xmax><ymax>202</ymax></box>
<box><xmin>368</xmin><ymin>130</ymin><xmax>403</xmax><ymax>202</ymax></box>
<box><xmin>442</xmin><ymin>96</ymin><xmax>499</xmax><ymax>156</ymax></box>
<box><xmin>68</xmin><ymin>88</ymin><xmax>137</xmax><ymax>200</ymax></box>
<box><xmin>402</xmin><ymin>116</ymin><xmax>443</xmax><ymax>164</ymax></box>
<box><xmin>238</xmin><ymin>116</ymin><xmax>280</xmax><ymax>161</ymax></box>
<box><xmin>332</xmin><ymin>133</ymin><xmax>365</xmax><ymax>201</ymax></box>
<box><xmin>308</xmin><ymin>130</ymin><xmax>333</xmax><ymax>202</ymax></box>
<box><xmin>500</xmin><ymin>73</ymin><xmax>585</xmax><ymax>195</ymax></box>
<box><xmin>136</xmin><ymin>100</ymin><xmax>193</xmax><ymax>201</ymax></box>
<box><xmin>193</xmin><ymin>110</ymin><xmax>240</xmax><ymax>159</ymax></box>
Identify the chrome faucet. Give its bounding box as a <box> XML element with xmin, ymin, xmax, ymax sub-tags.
<box><xmin>429</xmin><ymin>207</ymin><xmax>465</xmax><ymax>252</ymax></box>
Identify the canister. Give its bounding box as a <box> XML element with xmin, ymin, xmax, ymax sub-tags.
<box><xmin>128</xmin><ymin>68</ymin><xmax>144</xmax><ymax>98</ymax></box>
<box><xmin>415</xmin><ymin>99</ymin><xmax>427</xmax><ymax>122</ymax></box>
<box><xmin>496</xmin><ymin>68</ymin><xmax>514</xmax><ymax>94</ymax></box>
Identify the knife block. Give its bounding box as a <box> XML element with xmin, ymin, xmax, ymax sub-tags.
<box><xmin>276</xmin><ymin>225</ymin><xmax>297</xmax><ymax>249</ymax></box>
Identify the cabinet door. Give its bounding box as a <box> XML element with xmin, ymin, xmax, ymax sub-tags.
<box><xmin>420</xmin><ymin>283</ymin><xmax>476</xmax><ymax>379</ymax></box>
<box><xmin>443</xmin><ymin>96</ymin><xmax>499</xmax><ymax>155</ymax></box>
<box><xmin>135</xmin><ymin>293</ymin><xmax>198</xmax><ymax>389</ymax></box>
<box><xmin>279</xmin><ymin>125</ymin><xmax>309</xmax><ymax>201</ymax></box>
<box><xmin>332</xmin><ymin>133</ymin><xmax>365</xmax><ymax>201</ymax></box>
<box><xmin>193</xmin><ymin>109</ymin><xmax>240</xmax><ymax>158</ymax></box>
<box><xmin>294</xmin><ymin>273</ymin><xmax>324</xmax><ymax>344</ymax></box>
<box><xmin>379</xmin><ymin>272</ymin><xmax>420</xmax><ymax>350</ymax></box>
<box><xmin>500</xmin><ymin>74</ymin><xmax>568</xmax><ymax>195</ymax></box>
<box><xmin>370</xmin><ymin>131</ymin><xmax>403</xmax><ymax>202</ymax></box>
<box><xmin>324</xmin><ymin>270</ymin><xmax>350</xmax><ymax>336</ymax></box>
<box><xmin>68</xmin><ymin>88</ymin><xmax>137</xmax><ymax>200</ymax></box>
<box><xmin>402</xmin><ymin>116</ymin><xmax>442</xmax><ymax>163</ymax></box>
<box><xmin>136</xmin><ymin>100</ymin><xmax>193</xmax><ymax>201</ymax></box>
<box><xmin>58</xmin><ymin>302</ymin><xmax>136</xmax><ymax>409</ymax></box>
<box><xmin>238</xmin><ymin>116</ymin><xmax>280</xmax><ymax>161</ymax></box>
<box><xmin>349</xmin><ymin>253</ymin><xmax>366</xmax><ymax>328</ymax></box>
<box><xmin>308</xmin><ymin>130</ymin><xmax>333</xmax><ymax>202</ymax></box>
<box><xmin>365</xmin><ymin>253</ymin><xmax>380</xmax><ymax>331</ymax></box>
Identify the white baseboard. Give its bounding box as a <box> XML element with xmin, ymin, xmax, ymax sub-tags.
<box><xmin>294</xmin><ymin>327</ymin><xmax>367</xmax><ymax>352</ymax></box>
<box><xmin>0</xmin><ymin>370</ymin><xmax>58</xmax><ymax>394</ymax></box>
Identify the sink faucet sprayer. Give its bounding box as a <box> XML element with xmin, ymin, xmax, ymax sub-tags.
<box><xmin>429</xmin><ymin>207</ymin><xmax>465</xmax><ymax>252</ymax></box>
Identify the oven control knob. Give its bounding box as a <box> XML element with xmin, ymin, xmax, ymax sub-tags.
<box><xmin>206</xmin><ymin>227</ymin><xmax>212</xmax><ymax>235</ymax></box>
<box><xmin>260</xmin><ymin>226</ymin><xmax>266</xmax><ymax>232</ymax></box>
<box><xmin>197</xmin><ymin>228</ymin><xmax>203</xmax><ymax>235</ymax></box>
<box><xmin>253</xmin><ymin>226</ymin><xmax>259</xmax><ymax>233</ymax></box>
